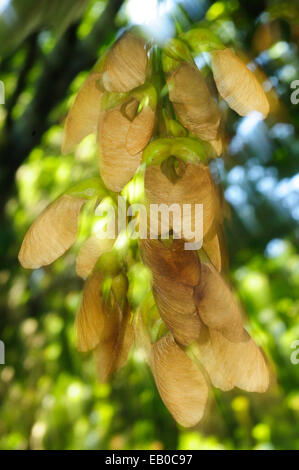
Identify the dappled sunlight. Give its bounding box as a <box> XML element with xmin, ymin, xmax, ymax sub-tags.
<box><xmin>0</xmin><ymin>0</ymin><xmax>298</xmax><ymax>452</ymax></box>
<box><xmin>125</xmin><ymin>0</ymin><xmax>175</xmax><ymax>43</ymax></box>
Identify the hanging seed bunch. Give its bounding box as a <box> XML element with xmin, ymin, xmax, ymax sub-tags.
<box><xmin>19</xmin><ymin>28</ymin><xmax>271</xmax><ymax>427</ymax></box>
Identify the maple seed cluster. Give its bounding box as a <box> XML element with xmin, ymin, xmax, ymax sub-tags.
<box><xmin>19</xmin><ymin>29</ymin><xmax>270</xmax><ymax>427</ymax></box>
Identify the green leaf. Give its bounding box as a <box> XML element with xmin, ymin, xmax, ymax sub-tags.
<box><xmin>180</xmin><ymin>28</ymin><xmax>225</xmax><ymax>53</ymax></box>
<box><xmin>163</xmin><ymin>38</ymin><xmax>192</xmax><ymax>62</ymax></box>
<box><xmin>162</xmin><ymin>52</ymin><xmax>181</xmax><ymax>74</ymax></box>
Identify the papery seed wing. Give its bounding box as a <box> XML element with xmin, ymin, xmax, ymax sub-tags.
<box><xmin>126</xmin><ymin>106</ymin><xmax>155</xmax><ymax>155</ymax></box>
<box><xmin>196</xmin><ymin>327</ymin><xmax>269</xmax><ymax>393</ymax></box>
<box><xmin>96</xmin><ymin>299</ymin><xmax>133</xmax><ymax>383</ymax></box>
<box><xmin>19</xmin><ymin>195</ymin><xmax>85</xmax><ymax>269</ymax></box>
<box><xmin>98</xmin><ymin>107</ymin><xmax>142</xmax><ymax>192</ymax></box>
<box><xmin>62</xmin><ymin>73</ymin><xmax>102</xmax><ymax>154</ymax></box>
<box><xmin>203</xmin><ymin>225</ymin><xmax>228</xmax><ymax>273</ymax></box>
<box><xmin>76</xmin><ymin>236</ymin><xmax>115</xmax><ymax>279</ymax></box>
<box><xmin>211</xmin><ymin>49</ymin><xmax>269</xmax><ymax>118</ymax></box>
<box><xmin>168</xmin><ymin>63</ymin><xmax>221</xmax><ymax>141</ymax></box>
<box><xmin>172</xmin><ymin>102</ymin><xmax>221</xmax><ymax>141</ymax></box>
<box><xmin>195</xmin><ymin>263</ymin><xmax>244</xmax><ymax>342</ymax></box>
<box><xmin>152</xmin><ymin>334</ymin><xmax>208</xmax><ymax>427</ymax></box>
<box><xmin>101</xmin><ymin>33</ymin><xmax>148</xmax><ymax>93</ymax></box>
<box><xmin>209</xmin><ymin>136</ymin><xmax>223</xmax><ymax>156</ymax></box>
<box><xmin>75</xmin><ymin>271</ymin><xmax>105</xmax><ymax>352</ymax></box>
<box><xmin>140</xmin><ymin>239</ymin><xmax>200</xmax><ymax>287</ymax></box>
<box><xmin>145</xmin><ymin>163</ymin><xmax>218</xmax><ymax>239</ymax></box>
<box><xmin>153</xmin><ymin>275</ymin><xmax>202</xmax><ymax>346</ymax></box>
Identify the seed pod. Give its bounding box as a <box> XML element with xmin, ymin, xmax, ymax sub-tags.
<box><xmin>77</xmin><ymin>270</ymin><xmax>133</xmax><ymax>382</ymax></box>
<box><xmin>99</xmin><ymin>103</ymin><xmax>155</xmax><ymax>192</ymax></box>
<box><xmin>209</xmin><ymin>136</ymin><xmax>223</xmax><ymax>157</ymax></box>
<box><xmin>126</xmin><ymin>106</ymin><xmax>155</xmax><ymax>155</ymax></box>
<box><xmin>96</xmin><ymin>300</ymin><xmax>134</xmax><ymax>383</ymax></box>
<box><xmin>168</xmin><ymin>63</ymin><xmax>221</xmax><ymax>142</ymax></box>
<box><xmin>140</xmin><ymin>239</ymin><xmax>202</xmax><ymax>346</ymax></box>
<box><xmin>236</xmin><ymin>49</ymin><xmax>282</xmax><ymax>118</ymax></box>
<box><xmin>62</xmin><ymin>73</ymin><xmax>102</xmax><ymax>154</ymax></box>
<box><xmin>140</xmin><ymin>239</ymin><xmax>200</xmax><ymax>287</ymax></box>
<box><xmin>101</xmin><ymin>32</ymin><xmax>148</xmax><ymax>93</ymax></box>
<box><xmin>75</xmin><ymin>271</ymin><xmax>105</xmax><ymax>352</ymax></box>
<box><xmin>19</xmin><ymin>194</ymin><xmax>85</xmax><ymax>269</ymax></box>
<box><xmin>152</xmin><ymin>334</ymin><xmax>208</xmax><ymax>427</ymax></box>
<box><xmin>145</xmin><ymin>162</ymin><xmax>219</xmax><ymax>241</ymax></box>
<box><xmin>202</xmin><ymin>224</ymin><xmax>228</xmax><ymax>272</ymax></box>
<box><xmin>194</xmin><ymin>263</ymin><xmax>244</xmax><ymax>342</ymax></box>
<box><xmin>153</xmin><ymin>275</ymin><xmax>202</xmax><ymax>346</ymax></box>
<box><xmin>196</xmin><ymin>326</ymin><xmax>269</xmax><ymax>393</ymax></box>
<box><xmin>76</xmin><ymin>236</ymin><xmax>115</xmax><ymax>279</ymax></box>
<box><xmin>211</xmin><ymin>48</ymin><xmax>269</xmax><ymax>117</ymax></box>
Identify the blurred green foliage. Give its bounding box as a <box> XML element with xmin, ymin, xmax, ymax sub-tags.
<box><xmin>0</xmin><ymin>0</ymin><xmax>90</xmax><ymax>57</ymax></box>
<box><xmin>0</xmin><ymin>0</ymin><xmax>299</xmax><ymax>450</ymax></box>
